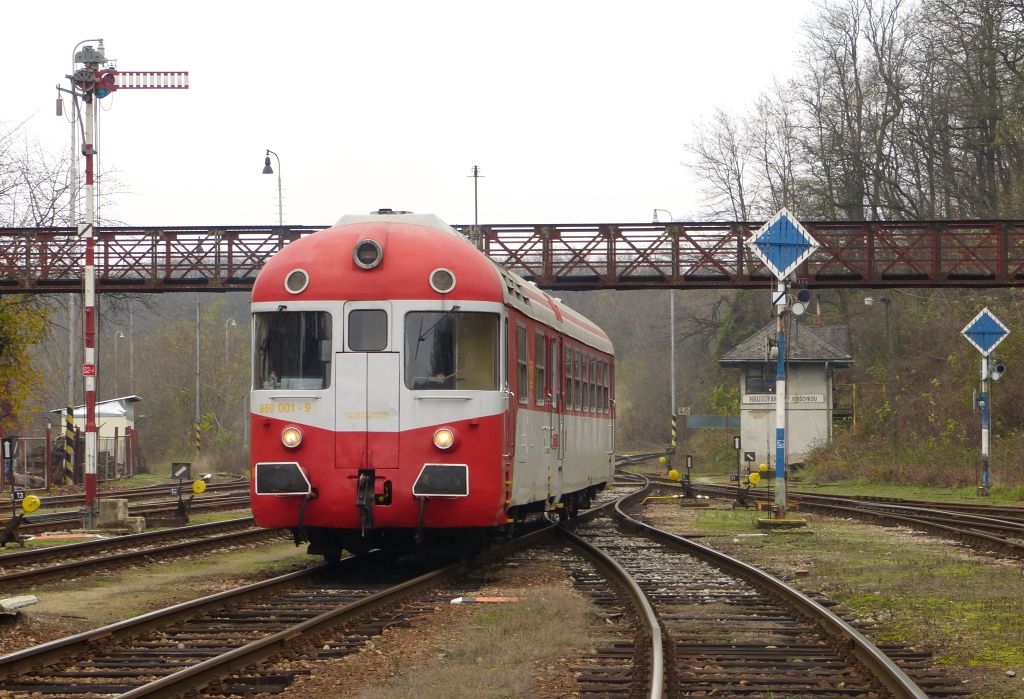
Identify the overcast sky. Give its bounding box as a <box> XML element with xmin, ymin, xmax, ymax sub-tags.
<box><xmin>7</xmin><ymin>1</ymin><xmax>817</xmax><ymax>228</ymax></box>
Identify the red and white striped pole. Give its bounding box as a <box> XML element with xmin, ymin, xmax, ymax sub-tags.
<box><xmin>82</xmin><ymin>91</ymin><xmax>98</xmax><ymax>524</ymax></box>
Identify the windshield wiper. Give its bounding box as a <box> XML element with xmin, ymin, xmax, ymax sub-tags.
<box><xmin>413</xmin><ymin>306</ymin><xmax>460</xmax><ymax>360</ymax></box>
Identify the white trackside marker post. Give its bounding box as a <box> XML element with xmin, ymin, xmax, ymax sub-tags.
<box><xmin>746</xmin><ymin>208</ymin><xmax>819</xmax><ymax>520</ymax></box>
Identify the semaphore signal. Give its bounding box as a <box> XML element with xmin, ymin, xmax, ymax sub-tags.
<box><xmin>58</xmin><ymin>40</ymin><xmax>188</xmax><ymax>528</ymax></box>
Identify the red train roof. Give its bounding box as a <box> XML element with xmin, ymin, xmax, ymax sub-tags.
<box><xmin>252</xmin><ymin>212</ymin><xmax>613</xmax><ymax>353</ymax></box>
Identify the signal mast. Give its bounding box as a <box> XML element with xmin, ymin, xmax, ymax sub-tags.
<box><xmin>59</xmin><ymin>42</ymin><xmax>188</xmax><ymax>526</ymax></box>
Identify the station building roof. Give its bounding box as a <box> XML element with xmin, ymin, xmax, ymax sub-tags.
<box><xmin>719</xmin><ymin>323</ymin><xmax>852</xmax><ymax>366</ymax></box>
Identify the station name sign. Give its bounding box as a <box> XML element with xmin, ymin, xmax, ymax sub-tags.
<box><xmin>742</xmin><ymin>394</ymin><xmax>824</xmax><ymax>405</ymax></box>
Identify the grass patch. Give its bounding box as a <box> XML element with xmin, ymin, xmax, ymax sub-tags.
<box><xmin>348</xmin><ymin>586</ymin><xmax>596</xmax><ymax>699</ymax></box>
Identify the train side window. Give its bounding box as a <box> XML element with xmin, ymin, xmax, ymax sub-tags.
<box><xmin>550</xmin><ymin>340</ymin><xmax>559</xmax><ymax>409</ymax></box>
<box><xmin>254</xmin><ymin>310</ymin><xmax>332</xmax><ymax>390</ymax></box>
<box><xmin>596</xmin><ymin>361</ymin><xmax>604</xmax><ymax>412</ymax></box>
<box><xmin>535</xmin><ymin>331</ymin><xmax>546</xmax><ymax>406</ymax></box>
<box><xmin>517</xmin><ymin>323</ymin><xmax>528</xmax><ymax>404</ymax></box>
<box><xmin>564</xmin><ymin>348</ymin><xmax>573</xmax><ymax>410</ymax></box>
<box><xmin>348</xmin><ymin>309</ymin><xmax>387</xmax><ymax>351</ymax></box>
<box><xmin>603</xmin><ymin>361</ymin><xmax>610</xmax><ymax>413</ymax></box>
<box><xmin>590</xmin><ymin>356</ymin><xmax>597</xmax><ymax>412</ymax></box>
<box><xmin>574</xmin><ymin>350</ymin><xmax>581</xmax><ymax>411</ymax></box>
<box><xmin>404</xmin><ymin>311</ymin><xmax>499</xmax><ymax>390</ymax></box>
<box><xmin>581</xmin><ymin>352</ymin><xmax>590</xmax><ymax>412</ymax></box>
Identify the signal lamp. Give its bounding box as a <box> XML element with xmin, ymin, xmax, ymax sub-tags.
<box><xmin>281</xmin><ymin>426</ymin><xmax>303</xmax><ymax>449</ymax></box>
<box><xmin>433</xmin><ymin>427</ymin><xmax>456</xmax><ymax>450</ymax></box>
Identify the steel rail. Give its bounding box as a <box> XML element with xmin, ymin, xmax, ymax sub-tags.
<box><xmin>0</xmin><ymin>525</ymin><xmax>277</xmax><ymax>589</ymax></box>
<box><xmin>559</xmin><ymin>524</ymin><xmax>664</xmax><ymax>699</ymax></box>
<box><xmin>0</xmin><ymin>516</ymin><xmax>255</xmax><ymax>565</ymax></box>
<box><xmin>611</xmin><ymin>483</ymin><xmax>929</xmax><ymax>699</ymax></box>
<box><xmin>680</xmin><ymin>481</ymin><xmax>1024</xmax><ymax>556</ymax></box>
<box><xmin>111</xmin><ymin>525</ymin><xmax>558</xmax><ymax>699</ymax></box>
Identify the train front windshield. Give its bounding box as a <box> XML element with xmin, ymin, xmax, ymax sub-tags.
<box><xmin>404</xmin><ymin>311</ymin><xmax>499</xmax><ymax>390</ymax></box>
<box><xmin>254</xmin><ymin>311</ymin><xmax>332</xmax><ymax>389</ymax></box>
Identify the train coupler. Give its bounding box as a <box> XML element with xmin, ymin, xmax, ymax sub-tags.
<box><xmin>356</xmin><ymin>470</ymin><xmax>375</xmax><ymax>535</ymax></box>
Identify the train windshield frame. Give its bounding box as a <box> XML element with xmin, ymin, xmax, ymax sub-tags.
<box><xmin>404</xmin><ymin>311</ymin><xmax>499</xmax><ymax>390</ymax></box>
<box><xmin>254</xmin><ymin>311</ymin><xmax>332</xmax><ymax>390</ymax></box>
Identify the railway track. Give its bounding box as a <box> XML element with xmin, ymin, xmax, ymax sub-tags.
<box><xmin>4</xmin><ymin>494</ymin><xmax>252</xmax><ymax>536</ymax></box>
<box><xmin>557</xmin><ymin>475</ymin><xmax>966</xmax><ymax>698</ymax></box>
<box><xmin>30</xmin><ymin>478</ymin><xmax>247</xmax><ymax>510</ymax></box>
<box><xmin>676</xmin><ymin>480</ymin><xmax>1024</xmax><ymax>557</ymax></box>
<box><xmin>0</xmin><ymin>518</ymin><xmax>279</xmax><ymax>591</ymax></box>
<box><xmin>0</xmin><ymin>466</ymin><xmax>959</xmax><ymax>698</ymax></box>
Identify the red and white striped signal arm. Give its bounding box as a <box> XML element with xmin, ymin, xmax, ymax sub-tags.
<box><xmin>111</xmin><ymin>71</ymin><xmax>190</xmax><ymax>89</ymax></box>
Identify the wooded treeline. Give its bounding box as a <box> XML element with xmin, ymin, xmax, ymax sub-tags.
<box><xmin>681</xmin><ymin>0</ymin><xmax>1024</xmax><ymax>486</ymax></box>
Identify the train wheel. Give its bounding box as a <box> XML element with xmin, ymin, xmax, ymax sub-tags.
<box><xmin>323</xmin><ymin>551</ymin><xmax>342</xmax><ymax>566</ymax></box>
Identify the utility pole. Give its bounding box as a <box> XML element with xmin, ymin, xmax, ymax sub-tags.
<box><xmin>60</xmin><ymin>43</ymin><xmax>188</xmax><ymax>527</ymax></box>
<box><xmin>468</xmin><ymin>165</ymin><xmax>484</xmax><ymax>249</ymax></box>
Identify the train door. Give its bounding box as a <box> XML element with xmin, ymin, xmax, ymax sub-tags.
<box><xmin>552</xmin><ymin>338</ymin><xmax>565</xmax><ymax>463</ymax></box>
<box><xmin>549</xmin><ymin>336</ymin><xmax>565</xmax><ymax>503</ymax></box>
<box><xmin>335</xmin><ymin>302</ymin><xmax>399</xmax><ymax>470</ymax></box>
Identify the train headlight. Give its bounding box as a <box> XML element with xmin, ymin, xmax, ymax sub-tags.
<box><xmin>353</xmin><ymin>239</ymin><xmax>383</xmax><ymax>269</ymax></box>
<box><xmin>433</xmin><ymin>427</ymin><xmax>456</xmax><ymax>450</ymax></box>
<box><xmin>281</xmin><ymin>426</ymin><xmax>303</xmax><ymax>449</ymax></box>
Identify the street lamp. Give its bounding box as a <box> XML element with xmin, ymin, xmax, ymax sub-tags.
<box><xmin>262</xmin><ymin>149</ymin><xmax>283</xmax><ymax>227</ymax></box>
<box><xmin>653</xmin><ymin>208</ymin><xmax>677</xmax><ymax>466</ymax></box>
<box><xmin>112</xmin><ymin>330</ymin><xmax>125</xmax><ymax>396</ymax></box>
<box><xmin>224</xmin><ymin>318</ymin><xmax>237</xmax><ymax>363</ymax></box>
<box><xmin>865</xmin><ymin>294</ymin><xmax>895</xmax><ymax>453</ymax></box>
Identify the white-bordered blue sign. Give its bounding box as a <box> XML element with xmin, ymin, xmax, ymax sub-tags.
<box><xmin>961</xmin><ymin>307</ymin><xmax>1010</xmax><ymax>357</ymax></box>
<box><xmin>747</xmin><ymin>208</ymin><xmax>819</xmax><ymax>281</ymax></box>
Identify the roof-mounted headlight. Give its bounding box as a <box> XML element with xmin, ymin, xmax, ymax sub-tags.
<box><xmin>353</xmin><ymin>239</ymin><xmax>383</xmax><ymax>269</ymax></box>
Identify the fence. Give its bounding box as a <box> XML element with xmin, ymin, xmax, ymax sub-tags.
<box><xmin>0</xmin><ymin>426</ymin><xmax>144</xmax><ymax>492</ymax></box>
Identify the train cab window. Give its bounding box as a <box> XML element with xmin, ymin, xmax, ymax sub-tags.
<box><xmin>404</xmin><ymin>311</ymin><xmax>499</xmax><ymax>390</ymax></box>
<box><xmin>535</xmin><ymin>331</ymin><xmax>546</xmax><ymax>406</ymax></box>
<box><xmin>348</xmin><ymin>309</ymin><xmax>387</xmax><ymax>351</ymax></box>
<box><xmin>254</xmin><ymin>311</ymin><xmax>332</xmax><ymax>390</ymax></box>
<box><xmin>516</xmin><ymin>324</ymin><xmax>528</xmax><ymax>404</ymax></box>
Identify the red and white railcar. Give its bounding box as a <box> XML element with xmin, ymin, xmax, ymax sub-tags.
<box><xmin>249</xmin><ymin>210</ymin><xmax>615</xmax><ymax>559</ymax></box>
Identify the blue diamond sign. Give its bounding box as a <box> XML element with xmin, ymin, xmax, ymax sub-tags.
<box><xmin>747</xmin><ymin>208</ymin><xmax>819</xmax><ymax>281</ymax></box>
<box><xmin>961</xmin><ymin>307</ymin><xmax>1010</xmax><ymax>357</ymax></box>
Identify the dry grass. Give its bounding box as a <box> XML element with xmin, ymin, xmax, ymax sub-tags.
<box><xmin>348</xmin><ymin>585</ymin><xmax>596</xmax><ymax>699</ymax></box>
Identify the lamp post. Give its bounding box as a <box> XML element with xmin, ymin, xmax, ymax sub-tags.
<box><xmin>224</xmin><ymin>318</ymin><xmax>237</xmax><ymax>363</ymax></box>
<box><xmin>864</xmin><ymin>294</ymin><xmax>895</xmax><ymax>454</ymax></box>
<box><xmin>262</xmin><ymin>149</ymin><xmax>283</xmax><ymax>227</ymax></box>
<box><xmin>112</xmin><ymin>330</ymin><xmax>125</xmax><ymax>396</ymax></box>
<box><xmin>653</xmin><ymin>209</ymin><xmax>676</xmax><ymax>467</ymax></box>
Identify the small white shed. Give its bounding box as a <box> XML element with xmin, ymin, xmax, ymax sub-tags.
<box><xmin>51</xmin><ymin>395</ymin><xmax>142</xmax><ymax>438</ymax></box>
<box><xmin>720</xmin><ymin>323</ymin><xmax>851</xmax><ymax>466</ymax></box>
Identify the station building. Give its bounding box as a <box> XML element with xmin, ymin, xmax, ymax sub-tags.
<box><xmin>719</xmin><ymin>323</ymin><xmax>851</xmax><ymax>467</ymax></box>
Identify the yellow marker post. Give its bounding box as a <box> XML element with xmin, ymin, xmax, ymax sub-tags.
<box><xmin>21</xmin><ymin>494</ymin><xmax>41</xmax><ymax>513</ymax></box>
